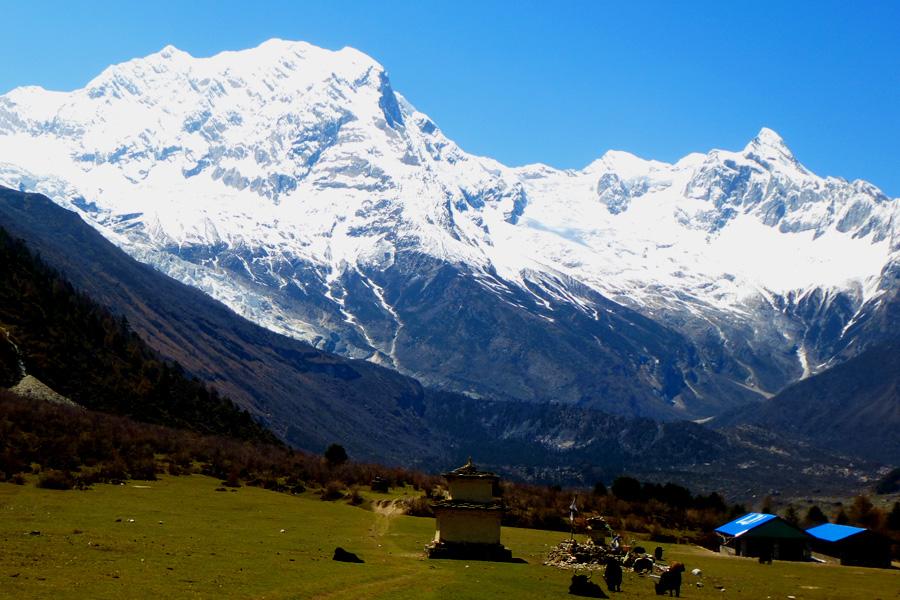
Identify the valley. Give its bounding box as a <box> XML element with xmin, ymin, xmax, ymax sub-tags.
<box><xmin>0</xmin><ymin>9</ymin><xmax>898</xmax><ymax>600</ymax></box>
<box><xmin>1</xmin><ymin>475</ymin><xmax>896</xmax><ymax>599</ymax></box>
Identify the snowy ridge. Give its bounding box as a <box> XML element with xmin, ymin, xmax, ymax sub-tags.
<box><xmin>0</xmin><ymin>40</ymin><xmax>898</xmax><ymax>412</ymax></box>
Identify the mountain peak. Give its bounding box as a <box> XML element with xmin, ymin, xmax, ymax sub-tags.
<box><xmin>744</xmin><ymin>127</ymin><xmax>795</xmax><ymax>162</ymax></box>
<box><xmin>238</xmin><ymin>38</ymin><xmax>383</xmax><ymax>72</ymax></box>
<box><xmin>754</xmin><ymin>126</ymin><xmax>785</xmax><ymax>146</ymax></box>
<box><xmin>156</xmin><ymin>44</ymin><xmax>187</xmax><ymax>60</ymax></box>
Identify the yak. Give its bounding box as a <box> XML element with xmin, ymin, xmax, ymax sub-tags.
<box><xmin>655</xmin><ymin>562</ymin><xmax>685</xmax><ymax>597</ymax></box>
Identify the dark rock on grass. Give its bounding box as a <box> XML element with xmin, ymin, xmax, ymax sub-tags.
<box><xmin>569</xmin><ymin>573</ymin><xmax>608</xmax><ymax>597</ymax></box>
<box><xmin>332</xmin><ymin>547</ymin><xmax>364</xmax><ymax>563</ymax></box>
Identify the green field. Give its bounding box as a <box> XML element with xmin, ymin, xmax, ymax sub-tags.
<box><xmin>1</xmin><ymin>475</ymin><xmax>897</xmax><ymax>599</ymax></box>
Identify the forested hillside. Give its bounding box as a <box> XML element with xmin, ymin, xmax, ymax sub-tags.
<box><xmin>0</xmin><ymin>226</ymin><xmax>275</xmax><ymax>443</ymax></box>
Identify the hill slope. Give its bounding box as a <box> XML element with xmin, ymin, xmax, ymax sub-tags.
<box><xmin>0</xmin><ymin>186</ymin><xmax>438</xmax><ymax>464</ymax></box>
<box><xmin>717</xmin><ymin>339</ymin><xmax>900</xmax><ymax>464</ymax></box>
<box><xmin>0</xmin><ymin>226</ymin><xmax>272</xmax><ymax>442</ymax></box>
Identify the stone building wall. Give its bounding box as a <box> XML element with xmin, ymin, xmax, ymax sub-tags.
<box><xmin>436</xmin><ymin>510</ymin><xmax>501</xmax><ymax>544</ymax></box>
<box><xmin>449</xmin><ymin>479</ymin><xmax>493</xmax><ymax>503</ymax></box>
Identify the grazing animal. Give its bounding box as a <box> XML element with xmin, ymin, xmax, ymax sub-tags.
<box><xmin>655</xmin><ymin>562</ymin><xmax>685</xmax><ymax>597</ymax></box>
<box><xmin>332</xmin><ymin>547</ymin><xmax>364</xmax><ymax>563</ymax></box>
<box><xmin>632</xmin><ymin>556</ymin><xmax>654</xmax><ymax>573</ymax></box>
<box><xmin>604</xmin><ymin>557</ymin><xmax>623</xmax><ymax>592</ymax></box>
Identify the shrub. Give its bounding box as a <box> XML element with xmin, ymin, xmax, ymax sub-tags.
<box><xmin>37</xmin><ymin>469</ymin><xmax>75</xmax><ymax>490</ymax></box>
<box><xmin>128</xmin><ymin>457</ymin><xmax>158</xmax><ymax>481</ymax></box>
<box><xmin>97</xmin><ymin>459</ymin><xmax>128</xmax><ymax>484</ymax></box>
<box><xmin>223</xmin><ymin>468</ymin><xmax>241</xmax><ymax>488</ymax></box>
<box><xmin>346</xmin><ymin>487</ymin><xmax>364</xmax><ymax>506</ymax></box>
<box><xmin>260</xmin><ymin>477</ymin><xmax>284</xmax><ymax>491</ymax></box>
<box><xmin>321</xmin><ymin>480</ymin><xmax>345</xmax><ymax>501</ymax></box>
<box><xmin>167</xmin><ymin>460</ymin><xmax>188</xmax><ymax>476</ymax></box>
<box><xmin>695</xmin><ymin>530</ymin><xmax>722</xmax><ymax>552</ymax></box>
<box><xmin>404</xmin><ymin>496</ymin><xmax>433</xmax><ymax>517</ymax></box>
<box><xmin>649</xmin><ymin>528</ymin><xmax>677</xmax><ymax>543</ymax></box>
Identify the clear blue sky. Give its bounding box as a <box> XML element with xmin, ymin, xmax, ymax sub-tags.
<box><xmin>2</xmin><ymin>1</ymin><xmax>898</xmax><ymax>195</ymax></box>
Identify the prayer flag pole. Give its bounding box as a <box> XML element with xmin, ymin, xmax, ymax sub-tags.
<box><xmin>569</xmin><ymin>495</ymin><xmax>578</xmax><ymax>540</ymax></box>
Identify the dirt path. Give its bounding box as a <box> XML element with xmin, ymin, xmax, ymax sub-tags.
<box><xmin>311</xmin><ymin>572</ymin><xmax>422</xmax><ymax>600</ymax></box>
<box><xmin>370</xmin><ymin>498</ymin><xmax>406</xmax><ymax>518</ymax></box>
<box><xmin>368</xmin><ymin>499</ymin><xmax>406</xmax><ymax>538</ymax></box>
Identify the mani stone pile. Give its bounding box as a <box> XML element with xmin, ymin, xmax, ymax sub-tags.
<box><xmin>545</xmin><ymin>516</ymin><xmax>623</xmax><ymax>569</ymax></box>
<box><xmin>544</xmin><ymin>539</ymin><xmax>621</xmax><ymax>569</ymax></box>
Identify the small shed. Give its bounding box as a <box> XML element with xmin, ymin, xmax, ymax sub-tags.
<box><xmin>806</xmin><ymin>523</ymin><xmax>892</xmax><ymax>569</ymax></box>
<box><xmin>715</xmin><ymin>513</ymin><xmax>810</xmax><ymax>561</ymax></box>
<box><xmin>426</xmin><ymin>458</ymin><xmax>512</xmax><ymax>561</ymax></box>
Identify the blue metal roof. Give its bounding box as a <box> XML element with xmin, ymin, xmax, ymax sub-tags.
<box><xmin>715</xmin><ymin>513</ymin><xmax>777</xmax><ymax>537</ymax></box>
<box><xmin>806</xmin><ymin>523</ymin><xmax>865</xmax><ymax>542</ymax></box>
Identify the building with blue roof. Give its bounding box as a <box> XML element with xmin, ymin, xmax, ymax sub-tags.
<box><xmin>806</xmin><ymin>523</ymin><xmax>865</xmax><ymax>542</ymax></box>
<box><xmin>807</xmin><ymin>523</ymin><xmax>891</xmax><ymax>569</ymax></box>
<box><xmin>714</xmin><ymin>513</ymin><xmax>810</xmax><ymax>561</ymax></box>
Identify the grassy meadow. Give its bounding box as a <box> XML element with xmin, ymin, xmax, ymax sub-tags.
<box><xmin>0</xmin><ymin>475</ymin><xmax>897</xmax><ymax>599</ymax></box>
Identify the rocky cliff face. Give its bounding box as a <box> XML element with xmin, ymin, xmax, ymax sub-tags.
<box><xmin>0</xmin><ymin>40</ymin><xmax>897</xmax><ymax>420</ymax></box>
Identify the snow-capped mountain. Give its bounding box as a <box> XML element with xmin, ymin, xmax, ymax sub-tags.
<box><xmin>1</xmin><ymin>40</ymin><xmax>897</xmax><ymax>420</ymax></box>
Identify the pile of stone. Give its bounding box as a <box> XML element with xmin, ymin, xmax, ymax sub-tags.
<box><xmin>544</xmin><ymin>539</ymin><xmax>621</xmax><ymax>570</ymax></box>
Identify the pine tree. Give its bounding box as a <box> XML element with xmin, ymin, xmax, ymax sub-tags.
<box><xmin>848</xmin><ymin>495</ymin><xmax>882</xmax><ymax>529</ymax></box>
<box><xmin>803</xmin><ymin>505</ymin><xmax>828</xmax><ymax>527</ymax></box>
<box><xmin>783</xmin><ymin>504</ymin><xmax>799</xmax><ymax>526</ymax></box>
<box><xmin>611</xmin><ymin>476</ymin><xmax>642</xmax><ymax>501</ymax></box>
<box><xmin>835</xmin><ymin>507</ymin><xmax>849</xmax><ymax>525</ymax></box>
<box><xmin>324</xmin><ymin>443</ymin><xmax>348</xmax><ymax>467</ymax></box>
<box><xmin>887</xmin><ymin>502</ymin><xmax>900</xmax><ymax>531</ymax></box>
